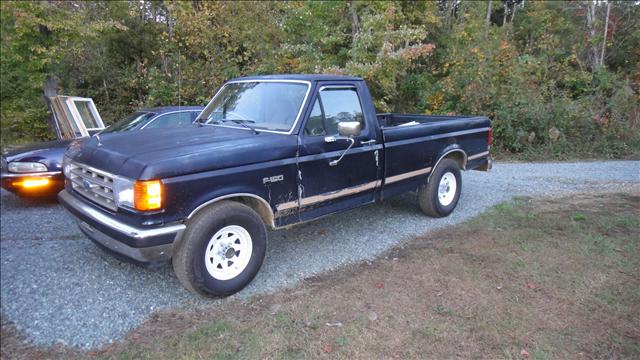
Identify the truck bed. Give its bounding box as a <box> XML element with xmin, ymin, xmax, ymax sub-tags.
<box><xmin>377</xmin><ymin>112</ymin><xmax>491</xmax><ymax>200</ymax></box>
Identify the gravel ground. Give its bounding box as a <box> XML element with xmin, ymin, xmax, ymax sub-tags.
<box><xmin>1</xmin><ymin>161</ymin><xmax>639</xmax><ymax>348</ymax></box>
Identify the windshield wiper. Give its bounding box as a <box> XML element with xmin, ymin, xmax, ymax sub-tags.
<box><xmin>216</xmin><ymin>119</ymin><xmax>260</xmax><ymax>134</ymax></box>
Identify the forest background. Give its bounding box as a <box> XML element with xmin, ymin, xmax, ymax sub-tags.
<box><xmin>1</xmin><ymin>1</ymin><xmax>638</xmax><ymax>159</ymax></box>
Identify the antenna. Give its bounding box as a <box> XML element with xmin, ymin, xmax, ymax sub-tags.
<box><xmin>178</xmin><ymin>47</ymin><xmax>182</xmax><ymax>109</ymax></box>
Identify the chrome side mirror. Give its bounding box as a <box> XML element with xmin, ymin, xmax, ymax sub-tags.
<box><xmin>337</xmin><ymin>121</ymin><xmax>361</xmax><ymax>137</ymax></box>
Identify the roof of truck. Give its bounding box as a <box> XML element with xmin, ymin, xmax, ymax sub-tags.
<box><xmin>141</xmin><ymin>105</ymin><xmax>204</xmax><ymax>113</ymax></box>
<box><xmin>228</xmin><ymin>74</ymin><xmax>363</xmax><ymax>82</ymax></box>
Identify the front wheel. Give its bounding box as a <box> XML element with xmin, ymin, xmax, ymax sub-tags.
<box><xmin>418</xmin><ymin>158</ymin><xmax>462</xmax><ymax>217</ymax></box>
<box><xmin>173</xmin><ymin>201</ymin><xmax>267</xmax><ymax>297</ymax></box>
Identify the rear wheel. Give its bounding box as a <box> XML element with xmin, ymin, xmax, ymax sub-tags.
<box><xmin>173</xmin><ymin>201</ymin><xmax>267</xmax><ymax>297</ymax></box>
<box><xmin>418</xmin><ymin>158</ymin><xmax>462</xmax><ymax>217</ymax></box>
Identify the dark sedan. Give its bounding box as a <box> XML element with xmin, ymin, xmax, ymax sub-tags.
<box><xmin>1</xmin><ymin>106</ymin><xmax>203</xmax><ymax>197</ymax></box>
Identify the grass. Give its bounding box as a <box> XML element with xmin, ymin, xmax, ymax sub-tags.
<box><xmin>2</xmin><ymin>192</ymin><xmax>639</xmax><ymax>359</ymax></box>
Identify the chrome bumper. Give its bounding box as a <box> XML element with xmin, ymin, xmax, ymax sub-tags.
<box><xmin>59</xmin><ymin>190</ymin><xmax>185</xmax><ymax>263</ymax></box>
<box><xmin>78</xmin><ymin>221</ymin><xmax>175</xmax><ymax>263</ymax></box>
<box><xmin>1</xmin><ymin>170</ymin><xmax>61</xmax><ymax>178</ymax></box>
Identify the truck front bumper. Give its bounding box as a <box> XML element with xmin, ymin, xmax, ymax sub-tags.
<box><xmin>58</xmin><ymin>190</ymin><xmax>185</xmax><ymax>264</ymax></box>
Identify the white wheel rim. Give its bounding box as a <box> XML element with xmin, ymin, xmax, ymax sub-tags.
<box><xmin>438</xmin><ymin>172</ymin><xmax>457</xmax><ymax>207</ymax></box>
<box><xmin>204</xmin><ymin>225</ymin><xmax>253</xmax><ymax>281</ymax></box>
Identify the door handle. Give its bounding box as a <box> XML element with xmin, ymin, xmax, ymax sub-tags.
<box><xmin>360</xmin><ymin>139</ymin><xmax>376</xmax><ymax>145</ymax></box>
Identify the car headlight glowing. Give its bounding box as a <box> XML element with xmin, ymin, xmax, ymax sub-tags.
<box><xmin>8</xmin><ymin>161</ymin><xmax>47</xmax><ymax>173</ymax></box>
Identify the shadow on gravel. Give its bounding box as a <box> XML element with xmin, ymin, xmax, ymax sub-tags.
<box><xmin>0</xmin><ymin>190</ymin><xmax>59</xmax><ymax>208</ymax></box>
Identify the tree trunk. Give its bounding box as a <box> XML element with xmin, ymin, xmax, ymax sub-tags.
<box><xmin>586</xmin><ymin>1</ymin><xmax>598</xmax><ymax>71</ymax></box>
<box><xmin>502</xmin><ymin>1</ymin><xmax>508</xmax><ymax>26</ymax></box>
<box><xmin>350</xmin><ymin>1</ymin><xmax>359</xmax><ymax>46</ymax></box>
<box><xmin>599</xmin><ymin>1</ymin><xmax>611</xmax><ymax>68</ymax></box>
<box><xmin>485</xmin><ymin>0</ymin><xmax>493</xmax><ymax>27</ymax></box>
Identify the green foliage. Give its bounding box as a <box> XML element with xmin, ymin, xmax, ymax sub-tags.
<box><xmin>0</xmin><ymin>0</ymin><xmax>638</xmax><ymax>158</ymax></box>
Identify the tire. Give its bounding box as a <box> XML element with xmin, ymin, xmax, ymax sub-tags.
<box><xmin>172</xmin><ymin>201</ymin><xmax>267</xmax><ymax>297</ymax></box>
<box><xmin>418</xmin><ymin>158</ymin><xmax>462</xmax><ymax>217</ymax></box>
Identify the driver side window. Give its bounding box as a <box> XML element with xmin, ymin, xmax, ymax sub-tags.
<box><xmin>304</xmin><ymin>87</ymin><xmax>365</xmax><ymax>136</ymax></box>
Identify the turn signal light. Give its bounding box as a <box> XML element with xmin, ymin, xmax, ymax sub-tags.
<box><xmin>134</xmin><ymin>180</ymin><xmax>163</xmax><ymax>211</ymax></box>
<box><xmin>15</xmin><ymin>178</ymin><xmax>50</xmax><ymax>188</ymax></box>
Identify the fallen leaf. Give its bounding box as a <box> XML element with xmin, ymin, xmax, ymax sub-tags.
<box><xmin>520</xmin><ymin>349</ymin><xmax>529</xmax><ymax>358</ymax></box>
<box><xmin>323</xmin><ymin>344</ymin><xmax>333</xmax><ymax>353</ymax></box>
<box><xmin>326</xmin><ymin>322</ymin><xmax>343</xmax><ymax>327</ymax></box>
<box><xmin>525</xmin><ymin>282</ymin><xmax>540</xmax><ymax>290</ymax></box>
<box><xmin>375</xmin><ymin>282</ymin><xmax>385</xmax><ymax>289</ymax></box>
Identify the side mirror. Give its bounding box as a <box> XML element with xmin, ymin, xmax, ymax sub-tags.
<box><xmin>337</xmin><ymin>121</ymin><xmax>361</xmax><ymax>137</ymax></box>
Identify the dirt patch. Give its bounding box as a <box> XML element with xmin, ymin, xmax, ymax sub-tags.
<box><xmin>3</xmin><ymin>192</ymin><xmax>639</xmax><ymax>359</ymax></box>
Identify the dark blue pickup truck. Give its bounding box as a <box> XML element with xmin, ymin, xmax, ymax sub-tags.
<box><xmin>59</xmin><ymin>74</ymin><xmax>491</xmax><ymax>297</ymax></box>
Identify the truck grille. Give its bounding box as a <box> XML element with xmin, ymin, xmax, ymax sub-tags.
<box><xmin>68</xmin><ymin>161</ymin><xmax>117</xmax><ymax>211</ymax></box>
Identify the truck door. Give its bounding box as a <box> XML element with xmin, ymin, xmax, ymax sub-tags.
<box><xmin>297</xmin><ymin>83</ymin><xmax>381</xmax><ymax>221</ymax></box>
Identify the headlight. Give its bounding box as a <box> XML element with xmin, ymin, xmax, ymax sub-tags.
<box><xmin>113</xmin><ymin>177</ymin><xmax>135</xmax><ymax>209</ymax></box>
<box><xmin>8</xmin><ymin>161</ymin><xmax>47</xmax><ymax>173</ymax></box>
<box><xmin>62</xmin><ymin>156</ymin><xmax>72</xmax><ymax>177</ymax></box>
<box><xmin>114</xmin><ymin>178</ymin><xmax>163</xmax><ymax>211</ymax></box>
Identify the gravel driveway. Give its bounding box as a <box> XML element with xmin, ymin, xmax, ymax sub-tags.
<box><xmin>1</xmin><ymin>161</ymin><xmax>639</xmax><ymax>348</ymax></box>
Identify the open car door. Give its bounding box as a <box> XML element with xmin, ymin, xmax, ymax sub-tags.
<box><xmin>49</xmin><ymin>96</ymin><xmax>105</xmax><ymax>140</ymax></box>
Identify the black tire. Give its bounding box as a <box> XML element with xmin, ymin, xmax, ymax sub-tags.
<box><xmin>418</xmin><ymin>158</ymin><xmax>462</xmax><ymax>217</ymax></box>
<box><xmin>172</xmin><ymin>201</ymin><xmax>267</xmax><ymax>297</ymax></box>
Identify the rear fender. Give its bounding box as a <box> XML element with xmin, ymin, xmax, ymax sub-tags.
<box><xmin>428</xmin><ymin>146</ymin><xmax>467</xmax><ymax>183</ymax></box>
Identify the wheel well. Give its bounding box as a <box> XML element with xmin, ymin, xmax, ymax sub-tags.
<box><xmin>427</xmin><ymin>150</ymin><xmax>467</xmax><ymax>183</ymax></box>
<box><xmin>444</xmin><ymin>151</ymin><xmax>466</xmax><ymax>170</ymax></box>
<box><xmin>188</xmin><ymin>195</ymin><xmax>275</xmax><ymax>229</ymax></box>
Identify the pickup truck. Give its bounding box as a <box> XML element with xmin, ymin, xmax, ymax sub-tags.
<box><xmin>59</xmin><ymin>74</ymin><xmax>491</xmax><ymax>297</ymax></box>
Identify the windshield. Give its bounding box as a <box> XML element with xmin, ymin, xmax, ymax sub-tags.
<box><xmin>101</xmin><ymin>112</ymin><xmax>155</xmax><ymax>133</ymax></box>
<box><xmin>197</xmin><ymin>81</ymin><xmax>309</xmax><ymax>132</ymax></box>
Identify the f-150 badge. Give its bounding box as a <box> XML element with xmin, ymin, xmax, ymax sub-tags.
<box><xmin>263</xmin><ymin>175</ymin><xmax>284</xmax><ymax>184</ymax></box>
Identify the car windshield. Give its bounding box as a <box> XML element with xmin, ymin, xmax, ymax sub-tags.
<box><xmin>197</xmin><ymin>81</ymin><xmax>308</xmax><ymax>132</ymax></box>
<box><xmin>101</xmin><ymin>112</ymin><xmax>155</xmax><ymax>133</ymax></box>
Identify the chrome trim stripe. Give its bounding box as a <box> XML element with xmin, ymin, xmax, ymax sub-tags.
<box><xmin>276</xmin><ymin>180</ymin><xmax>380</xmax><ymax>212</ymax></box>
<box><xmin>384</xmin><ymin>127</ymin><xmax>491</xmax><ymax>148</ymax></box>
<box><xmin>300</xmin><ymin>180</ymin><xmax>380</xmax><ymax>206</ymax></box>
<box><xmin>276</xmin><ymin>200</ymin><xmax>298</xmax><ymax>212</ymax></box>
<box><xmin>467</xmin><ymin>151</ymin><xmax>489</xmax><ymax>160</ymax></box>
<box><xmin>60</xmin><ymin>190</ymin><xmax>185</xmax><ymax>240</ymax></box>
<box><xmin>198</xmin><ymin>79</ymin><xmax>312</xmax><ymax>135</ymax></box>
<box><xmin>385</xmin><ymin>166</ymin><xmax>432</xmax><ymax>185</ymax></box>
<box><xmin>1</xmin><ymin>171</ymin><xmax>61</xmax><ymax>178</ymax></box>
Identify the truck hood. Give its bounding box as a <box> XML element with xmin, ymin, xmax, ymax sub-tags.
<box><xmin>65</xmin><ymin>125</ymin><xmax>298</xmax><ymax>180</ymax></box>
